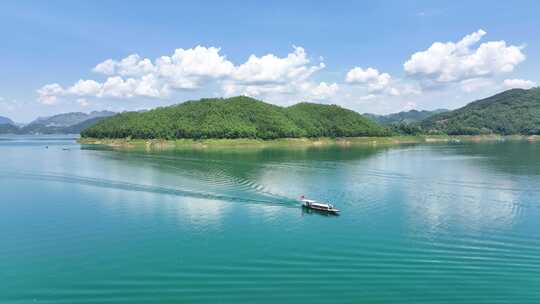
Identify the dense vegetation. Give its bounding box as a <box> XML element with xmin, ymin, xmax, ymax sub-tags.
<box><xmin>364</xmin><ymin>109</ymin><xmax>448</xmax><ymax>125</ymax></box>
<box><xmin>421</xmin><ymin>88</ymin><xmax>540</xmax><ymax>135</ymax></box>
<box><xmin>82</xmin><ymin>96</ymin><xmax>390</xmax><ymax>139</ymax></box>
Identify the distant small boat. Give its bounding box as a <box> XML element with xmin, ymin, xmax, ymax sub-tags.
<box><xmin>300</xmin><ymin>196</ymin><xmax>340</xmax><ymax>214</ymax></box>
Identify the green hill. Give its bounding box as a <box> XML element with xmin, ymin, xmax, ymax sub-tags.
<box><xmin>421</xmin><ymin>88</ymin><xmax>540</xmax><ymax>135</ymax></box>
<box><xmin>365</xmin><ymin>109</ymin><xmax>448</xmax><ymax>125</ymax></box>
<box><xmin>81</xmin><ymin>96</ymin><xmax>389</xmax><ymax>140</ymax></box>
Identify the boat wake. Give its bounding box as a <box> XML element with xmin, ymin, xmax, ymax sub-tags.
<box><xmin>0</xmin><ymin>170</ymin><xmax>298</xmax><ymax>208</ymax></box>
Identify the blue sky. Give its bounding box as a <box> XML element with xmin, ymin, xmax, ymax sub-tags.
<box><xmin>1</xmin><ymin>0</ymin><xmax>539</xmax><ymax>122</ymax></box>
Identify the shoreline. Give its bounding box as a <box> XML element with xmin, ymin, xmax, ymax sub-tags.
<box><xmin>78</xmin><ymin>135</ymin><xmax>540</xmax><ymax>150</ymax></box>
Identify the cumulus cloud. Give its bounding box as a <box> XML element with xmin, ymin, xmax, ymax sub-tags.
<box><xmin>77</xmin><ymin>98</ymin><xmax>89</xmax><ymax>107</ymax></box>
<box><xmin>404</xmin><ymin>29</ymin><xmax>525</xmax><ymax>86</ymax></box>
<box><xmin>308</xmin><ymin>82</ymin><xmax>339</xmax><ymax>100</ymax></box>
<box><xmin>460</xmin><ymin>78</ymin><xmax>495</xmax><ymax>93</ymax></box>
<box><xmin>68</xmin><ymin>79</ymin><xmax>102</xmax><ymax>96</ymax></box>
<box><xmin>232</xmin><ymin>46</ymin><xmax>323</xmax><ymax>84</ymax></box>
<box><xmin>221</xmin><ymin>46</ymin><xmax>329</xmax><ymax>100</ymax></box>
<box><xmin>344</xmin><ymin>66</ymin><xmax>420</xmax><ymax>98</ymax></box>
<box><xmin>37</xmin><ymin>83</ymin><xmax>64</xmax><ymax>105</ymax></box>
<box><xmin>346</xmin><ymin>67</ymin><xmax>391</xmax><ymax>93</ymax></box>
<box><xmin>37</xmin><ymin>76</ymin><xmax>169</xmax><ymax>104</ymax></box>
<box><xmin>93</xmin><ymin>59</ymin><xmax>116</xmax><ymax>75</ymax></box>
<box><xmin>503</xmin><ymin>78</ymin><xmax>537</xmax><ymax>89</ymax></box>
<box><xmin>36</xmin><ymin>33</ymin><xmax>530</xmax><ymax>110</ymax></box>
<box><xmin>155</xmin><ymin>46</ymin><xmax>235</xmax><ymax>89</ymax></box>
<box><xmin>38</xmin><ymin>45</ymin><xmax>330</xmax><ymax>105</ymax></box>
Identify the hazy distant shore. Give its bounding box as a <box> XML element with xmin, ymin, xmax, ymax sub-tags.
<box><xmin>78</xmin><ymin>135</ymin><xmax>540</xmax><ymax>150</ymax></box>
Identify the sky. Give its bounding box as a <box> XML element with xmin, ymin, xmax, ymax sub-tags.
<box><xmin>1</xmin><ymin>0</ymin><xmax>539</xmax><ymax>122</ymax></box>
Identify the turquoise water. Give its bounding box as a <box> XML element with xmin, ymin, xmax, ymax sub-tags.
<box><xmin>2</xmin><ymin>135</ymin><xmax>540</xmax><ymax>303</ymax></box>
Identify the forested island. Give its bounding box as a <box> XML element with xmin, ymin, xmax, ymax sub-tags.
<box><xmin>81</xmin><ymin>96</ymin><xmax>389</xmax><ymax>139</ymax></box>
<box><xmin>81</xmin><ymin>88</ymin><xmax>540</xmax><ymax>142</ymax></box>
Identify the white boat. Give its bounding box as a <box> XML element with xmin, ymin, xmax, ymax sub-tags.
<box><xmin>300</xmin><ymin>196</ymin><xmax>340</xmax><ymax>214</ymax></box>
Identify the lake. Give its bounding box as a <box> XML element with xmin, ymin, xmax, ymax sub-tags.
<box><xmin>1</xmin><ymin>135</ymin><xmax>540</xmax><ymax>303</ymax></box>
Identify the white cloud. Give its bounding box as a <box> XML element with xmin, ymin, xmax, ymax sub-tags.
<box><xmin>344</xmin><ymin>66</ymin><xmax>420</xmax><ymax>98</ymax></box>
<box><xmin>399</xmin><ymin>84</ymin><xmax>422</xmax><ymax>96</ymax></box>
<box><xmin>221</xmin><ymin>47</ymin><xmax>328</xmax><ymax>102</ymax></box>
<box><xmin>93</xmin><ymin>59</ymin><xmax>116</xmax><ymax>75</ymax></box>
<box><xmin>308</xmin><ymin>82</ymin><xmax>339</xmax><ymax>100</ymax></box>
<box><xmin>37</xmin><ymin>83</ymin><xmax>64</xmax><ymax>105</ymax></box>
<box><xmin>68</xmin><ymin>79</ymin><xmax>102</xmax><ymax>96</ymax></box>
<box><xmin>345</xmin><ymin>67</ymin><xmax>391</xmax><ymax>92</ymax></box>
<box><xmin>38</xmin><ymin>45</ymin><xmax>327</xmax><ymax>105</ymax></box>
<box><xmin>503</xmin><ymin>78</ymin><xmax>537</xmax><ymax>89</ymax></box>
<box><xmin>346</xmin><ymin>67</ymin><xmax>391</xmax><ymax>92</ymax></box>
<box><xmin>358</xmin><ymin>94</ymin><xmax>377</xmax><ymax>101</ymax></box>
<box><xmin>117</xmin><ymin>54</ymin><xmax>155</xmax><ymax>77</ymax></box>
<box><xmin>93</xmin><ymin>54</ymin><xmax>155</xmax><ymax>77</ymax></box>
<box><xmin>222</xmin><ymin>80</ymin><xmax>339</xmax><ymax>102</ymax></box>
<box><xmin>99</xmin><ymin>76</ymin><xmax>167</xmax><ymax>98</ymax></box>
<box><xmin>404</xmin><ymin>29</ymin><xmax>525</xmax><ymax>86</ymax></box>
<box><xmin>92</xmin><ymin>47</ymin><xmax>234</xmax><ymax>90</ymax></box>
<box><xmin>77</xmin><ymin>98</ymin><xmax>89</xmax><ymax>107</ymax></box>
<box><xmin>100</xmin><ymin>76</ymin><xmax>138</xmax><ymax>98</ymax></box>
<box><xmin>38</xmin><ymin>75</ymin><xmax>168</xmax><ymax>104</ymax></box>
<box><xmin>460</xmin><ymin>78</ymin><xmax>495</xmax><ymax>93</ymax></box>
<box><xmin>35</xmin><ymin>34</ymin><xmax>530</xmax><ymax>113</ymax></box>
<box><xmin>155</xmin><ymin>46</ymin><xmax>235</xmax><ymax>89</ymax></box>
<box><xmin>232</xmin><ymin>46</ymin><xmax>323</xmax><ymax>84</ymax></box>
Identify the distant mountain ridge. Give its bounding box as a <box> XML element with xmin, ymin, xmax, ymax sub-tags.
<box><xmin>364</xmin><ymin>109</ymin><xmax>449</xmax><ymax>125</ymax></box>
<box><xmin>0</xmin><ymin>111</ymin><xmax>116</xmax><ymax>134</ymax></box>
<box><xmin>28</xmin><ymin>111</ymin><xmax>115</xmax><ymax>127</ymax></box>
<box><xmin>0</xmin><ymin>124</ymin><xmax>19</xmax><ymax>134</ymax></box>
<box><xmin>0</xmin><ymin>116</ymin><xmax>15</xmax><ymax>125</ymax></box>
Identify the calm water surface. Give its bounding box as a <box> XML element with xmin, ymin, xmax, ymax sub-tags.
<box><xmin>1</xmin><ymin>135</ymin><xmax>540</xmax><ymax>303</ymax></box>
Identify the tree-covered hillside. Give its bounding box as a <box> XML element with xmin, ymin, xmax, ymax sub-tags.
<box><xmin>81</xmin><ymin>96</ymin><xmax>390</xmax><ymax>139</ymax></box>
<box><xmin>422</xmin><ymin>88</ymin><xmax>540</xmax><ymax>135</ymax></box>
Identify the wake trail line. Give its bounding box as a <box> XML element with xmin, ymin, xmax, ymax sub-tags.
<box><xmin>0</xmin><ymin>170</ymin><xmax>299</xmax><ymax>208</ymax></box>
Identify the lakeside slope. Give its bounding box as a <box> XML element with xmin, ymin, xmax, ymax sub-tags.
<box><xmin>422</xmin><ymin>88</ymin><xmax>540</xmax><ymax>135</ymax></box>
<box><xmin>79</xmin><ymin>135</ymin><xmax>540</xmax><ymax>150</ymax></box>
